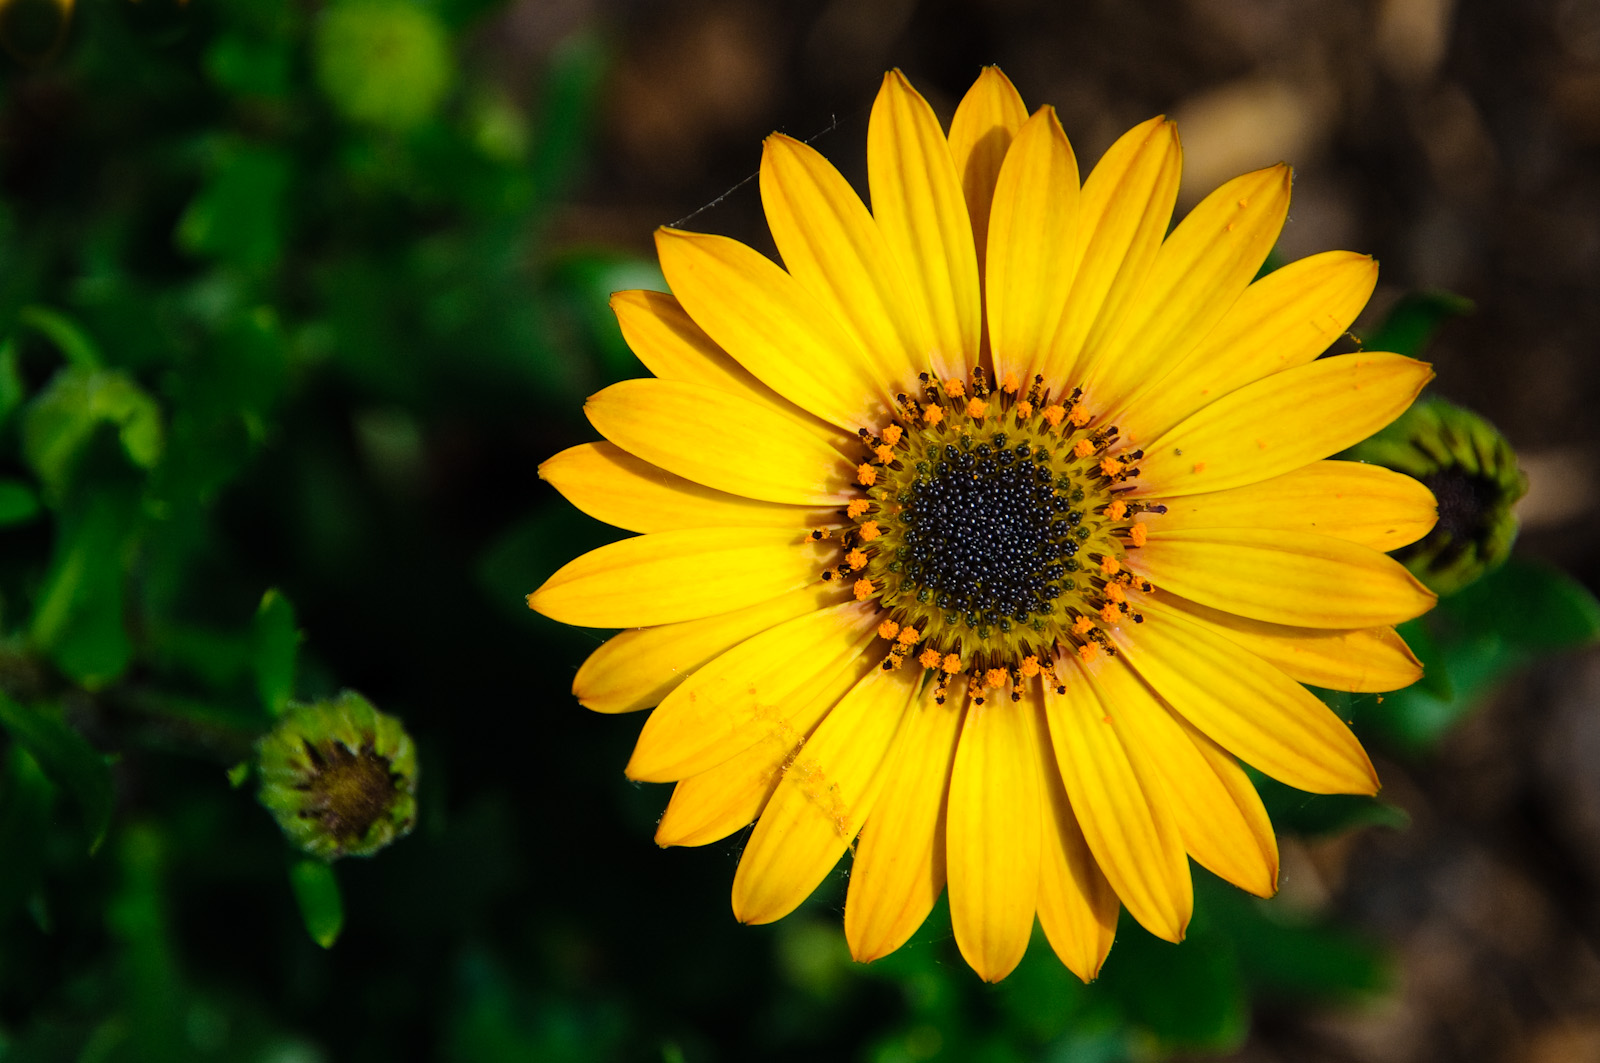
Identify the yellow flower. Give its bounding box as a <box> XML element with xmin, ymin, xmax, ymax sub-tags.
<box><xmin>527</xmin><ymin>68</ymin><xmax>1438</xmax><ymax>982</ymax></box>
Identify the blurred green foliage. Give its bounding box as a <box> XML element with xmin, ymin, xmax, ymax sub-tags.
<box><xmin>0</xmin><ymin>2</ymin><xmax>1595</xmax><ymax>1061</ymax></box>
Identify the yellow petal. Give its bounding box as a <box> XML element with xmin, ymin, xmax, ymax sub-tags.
<box><xmin>574</xmin><ymin>582</ymin><xmax>849</xmax><ymax>714</ymax></box>
<box><xmin>586</xmin><ymin>378</ymin><xmax>857</xmax><ymax>506</ymax></box>
<box><xmin>760</xmin><ymin>132</ymin><xmax>931</xmax><ymax>395</ymax></box>
<box><xmin>1034</xmin><ymin>692</ymin><xmax>1119</xmax><ymax>982</ymax></box>
<box><xmin>655</xmin><ymin>645</ymin><xmax>879</xmax><ymax>846</ymax></box>
<box><xmin>1043</xmin><ymin>117</ymin><xmax>1182</xmax><ymax>389</ymax></box>
<box><xmin>946</xmin><ymin>685</ymin><xmax>1044</xmax><ymax>982</ymax></box>
<box><xmin>868</xmin><ymin>69</ymin><xmax>981</xmax><ymax>383</ymax></box>
<box><xmin>1091</xmin><ymin>657</ymin><xmax>1278</xmax><ymax>897</ymax></box>
<box><xmin>946</xmin><ymin>67</ymin><xmax>1028</xmax><ymax>283</ymax></box>
<box><xmin>541</xmin><ymin>442</ymin><xmax>836</xmax><ymax>534</ymax></box>
<box><xmin>611</xmin><ymin>289</ymin><xmax>855</xmax><ymax>451</ymax></box>
<box><xmin>1115</xmin><ymin>251</ymin><xmax>1379</xmax><ymax>442</ymax></box>
<box><xmin>1134</xmin><ymin>352</ymin><xmax>1435</xmax><ymax>497</ymax></box>
<box><xmin>1043</xmin><ymin>658</ymin><xmax>1192</xmax><ymax>942</ymax></box>
<box><xmin>1159</xmin><ymin>591</ymin><xmax>1423</xmax><ymax>694</ymax></box>
<box><xmin>1143</xmin><ymin>460</ymin><xmax>1438</xmax><ymax>551</ymax></box>
<box><xmin>626</xmin><ymin>600</ymin><xmax>879</xmax><ymax>782</ymax></box>
<box><xmin>655</xmin><ymin>227</ymin><xmax>888</xmax><ymax>431</ymax></box>
<box><xmin>528</xmin><ymin>528</ymin><xmax>833</xmax><ymax>629</ymax></box>
<box><xmin>731</xmin><ymin>665</ymin><xmax>919</xmax><ymax>924</ymax></box>
<box><xmin>1108</xmin><ymin>597</ymin><xmax>1379</xmax><ymax>794</ymax></box>
<box><xmin>845</xmin><ymin>677</ymin><xmax>967</xmax><ymax>963</ymax></box>
<box><xmin>986</xmin><ymin>107</ymin><xmax>1080</xmax><ymax>389</ymax></box>
<box><xmin>1129</xmin><ymin>526</ymin><xmax>1437</xmax><ymax>628</ymax></box>
<box><xmin>1082</xmin><ymin>166</ymin><xmax>1291</xmax><ymax>421</ymax></box>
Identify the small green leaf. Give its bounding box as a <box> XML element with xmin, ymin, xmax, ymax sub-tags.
<box><xmin>1359</xmin><ymin>290</ymin><xmax>1474</xmax><ymax>359</ymax></box>
<box><xmin>22</xmin><ymin>366</ymin><xmax>164</xmax><ymax>501</ymax></box>
<box><xmin>176</xmin><ymin>142</ymin><xmax>294</xmax><ymax>273</ymax></box>
<box><xmin>0</xmin><ymin>478</ymin><xmax>40</xmax><ymax>525</ymax></box>
<box><xmin>29</xmin><ymin>485</ymin><xmax>139</xmax><ymax>686</ymax></box>
<box><xmin>18</xmin><ymin>304</ymin><xmax>105</xmax><ymax>369</ymax></box>
<box><xmin>0</xmin><ymin>338</ymin><xmax>25</xmax><ymax>429</ymax></box>
<box><xmin>0</xmin><ymin>745</ymin><xmax>55</xmax><ymax>921</ymax></box>
<box><xmin>254</xmin><ymin>589</ymin><xmax>300</xmax><ymax>717</ymax></box>
<box><xmin>226</xmin><ymin>762</ymin><xmax>251</xmax><ymax>788</ymax></box>
<box><xmin>0</xmin><ymin>693</ymin><xmax>114</xmax><ymax>852</ymax></box>
<box><xmin>290</xmin><ymin>858</ymin><xmax>344</xmax><ymax>948</ymax></box>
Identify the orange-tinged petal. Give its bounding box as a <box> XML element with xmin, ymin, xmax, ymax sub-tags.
<box><xmin>574</xmin><ymin>582</ymin><xmax>849</xmax><ymax>714</ymax></box>
<box><xmin>529</xmin><ymin>528</ymin><xmax>834</xmax><ymax>629</ymax></box>
<box><xmin>1042</xmin><ymin>117</ymin><xmax>1181</xmax><ymax>389</ymax></box>
<box><xmin>655</xmin><ymin>646</ymin><xmax>879</xmax><ymax>846</ymax></box>
<box><xmin>586</xmin><ymin>378</ymin><xmax>857</xmax><ymax>505</ymax></box>
<box><xmin>1159</xmin><ymin>591</ymin><xmax>1423</xmax><ymax>693</ymax></box>
<box><xmin>868</xmin><ymin>69</ymin><xmax>981</xmax><ymax>383</ymax></box>
<box><xmin>1043</xmin><ymin>659</ymin><xmax>1192</xmax><ymax>942</ymax></box>
<box><xmin>1034</xmin><ymin>692</ymin><xmax>1119</xmax><ymax>981</ymax></box>
<box><xmin>947</xmin><ymin>686</ymin><xmax>1044</xmax><ymax>981</ymax></box>
<box><xmin>761</xmin><ymin>133</ymin><xmax>930</xmax><ymax>395</ymax></box>
<box><xmin>1116</xmin><ymin>251</ymin><xmax>1379</xmax><ymax>441</ymax></box>
<box><xmin>611</xmin><ymin>289</ymin><xmax>855</xmax><ymax>451</ymax></box>
<box><xmin>1134</xmin><ymin>352</ymin><xmax>1435</xmax><ymax>497</ymax></box>
<box><xmin>1142</xmin><ymin>460</ymin><xmax>1438</xmax><ymax>551</ymax></box>
<box><xmin>845</xmin><ymin>678</ymin><xmax>967</xmax><ymax>962</ymax></box>
<box><xmin>626</xmin><ymin>600</ymin><xmax>879</xmax><ymax>782</ymax></box>
<box><xmin>986</xmin><ymin>107</ymin><xmax>1080</xmax><ymax>389</ymax></box>
<box><xmin>1128</xmin><ymin>526</ymin><xmax>1436</xmax><ymax>628</ymax></box>
<box><xmin>732</xmin><ymin>665</ymin><xmax>919</xmax><ymax>924</ymax></box>
<box><xmin>1109</xmin><ymin>597</ymin><xmax>1380</xmax><ymax>794</ymax></box>
<box><xmin>655</xmin><ymin>227</ymin><xmax>888</xmax><ymax>431</ymax></box>
<box><xmin>1091</xmin><ymin>657</ymin><xmax>1278</xmax><ymax>897</ymax></box>
<box><xmin>946</xmin><ymin>66</ymin><xmax>1028</xmax><ymax>281</ymax></box>
<box><xmin>1082</xmin><ymin>166</ymin><xmax>1291</xmax><ymax>422</ymax></box>
<box><xmin>541</xmin><ymin>442</ymin><xmax>836</xmax><ymax>534</ymax></box>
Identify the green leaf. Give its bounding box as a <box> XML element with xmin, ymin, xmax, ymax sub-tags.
<box><xmin>0</xmin><ymin>478</ymin><xmax>40</xmax><ymax>525</ymax></box>
<box><xmin>1199</xmin><ymin>878</ymin><xmax>1390</xmax><ymax>1001</ymax></box>
<box><xmin>1355</xmin><ymin>557</ymin><xmax>1600</xmax><ymax>753</ymax></box>
<box><xmin>1359</xmin><ymin>290</ymin><xmax>1474</xmax><ymax>359</ymax></box>
<box><xmin>0</xmin><ymin>337</ymin><xmax>25</xmax><ymax>429</ymax></box>
<box><xmin>1251</xmin><ymin>767</ymin><xmax>1410</xmax><ymax>838</ymax></box>
<box><xmin>0</xmin><ymin>693</ymin><xmax>115</xmax><ymax>852</ymax></box>
<box><xmin>176</xmin><ymin>142</ymin><xmax>293</xmax><ymax>273</ymax></box>
<box><xmin>21</xmin><ymin>366</ymin><xmax>164</xmax><ymax>501</ymax></box>
<box><xmin>1096</xmin><ymin>916</ymin><xmax>1248</xmax><ymax>1051</ymax></box>
<box><xmin>254</xmin><ymin>589</ymin><xmax>300</xmax><ymax>717</ymax></box>
<box><xmin>17</xmin><ymin>304</ymin><xmax>105</xmax><ymax>369</ymax></box>
<box><xmin>0</xmin><ymin>745</ymin><xmax>55</xmax><ymax>921</ymax></box>
<box><xmin>28</xmin><ymin>485</ymin><xmax>139</xmax><ymax>686</ymax></box>
<box><xmin>290</xmin><ymin>858</ymin><xmax>344</xmax><ymax>948</ymax></box>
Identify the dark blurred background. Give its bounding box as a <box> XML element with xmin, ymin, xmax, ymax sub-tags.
<box><xmin>1</xmin><ymin>0</ymin><xmax>1598</xmax><ymax>1061</ymax></box>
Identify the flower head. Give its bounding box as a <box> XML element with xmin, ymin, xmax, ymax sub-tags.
<box><xmin>528</xmin><ymin>68</ymin><xmax>1437</xmax><ymax>981</ymax></box>
<box><xmin>257</xmin><ymin>691</ymin><xmax>418</xmax><ymax>860</ymax></box>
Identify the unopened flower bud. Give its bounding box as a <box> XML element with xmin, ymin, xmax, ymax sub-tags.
<box><xmin>1348</xmin><ymin>397</ymin><xmax>1527</xmax><ymax>597</ymax></box>
<box><xmin>257</xmin><ymin>691</ymin><xmax>418</xmax><ymax>859</ymax></box>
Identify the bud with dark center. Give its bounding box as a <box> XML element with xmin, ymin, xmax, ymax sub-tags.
<box><xmin>1347</xmin><ymin>397</ymin><xmax>1527</xmax><ymax>597</ymax></box>
<box><xmin>257</xmin><ymin>691</ymin><xmax>418</xmax><ymax>860</ymax></box>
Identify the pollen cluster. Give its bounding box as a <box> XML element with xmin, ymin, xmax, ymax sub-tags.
<box><xmin>823</xmin><ymin>370</ymin><xmax>1164</xmax><ymax>700</ymax></box>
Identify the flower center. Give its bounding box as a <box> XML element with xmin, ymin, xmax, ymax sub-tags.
<box><xmin>821</xmin><ymin>371</ymin><xmax>1164</xmax><ymax>702</ymax></box>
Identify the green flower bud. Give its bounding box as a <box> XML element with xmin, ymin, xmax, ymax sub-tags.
<box><xmin>1348</xmin><ymin>397</ymin><xmax>1528</xmax><ymax>597</ymax></box>
<box><xmin>314</xmin><ymin>0</ymin><xmax>453</xmax><ymax>132</ymax></box>
<box><xmin>257</xmin><ymin>692</ymin><xmax>418</xmax><ymax>859</ymax></box>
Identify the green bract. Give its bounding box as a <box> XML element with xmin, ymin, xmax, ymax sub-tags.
<box><xmin>256</xmin><ymin>691</ymin><xmax>418</xmax><ymax>859</ymax></box>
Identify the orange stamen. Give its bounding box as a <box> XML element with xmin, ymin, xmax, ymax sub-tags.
<box><xmin>1001</xmin><ymin>372</ymin><xmax>1019</xmax><ymax>393</ymax></box>
<box><xmin>1129</xmin><ymin>522</ymin><xmax>1148</xmax><ymax>547</ymax></box>
<box><xmin>983</xmin><ymin>668</ymin><xmax>1007</xmax><ymax>689</ymax></box>
<box><xmin>881</xmin><ymin>425</ymin><xmax>903</xmax><ymax>446</ymax></box>
<box><xmin>1069</xmin><ymin>404</ymin><xmax>1092</xmax><ymax>427</ymax></box>
<box><xmin>1015</xmin><ymin>400</ymin><xmax>1033</xmax><ymax>417</ymax></box>
<box><xmin>874</xmin><ymin>444</ymin><xmax>895</xmax><ymax>464</ymax></box>
<box><xmin>857</xmin><ymin>463</ymin><xmax>878</xmax><ymax>486</ymax></box>
<box><xmin>1019</xmin><ymin>655</ymin><xmax>1041</xmax><ymax>678</ymax></box>
<box><xmin>857</xmin><ymin>521</ymin><xmax>881</xmax><ymax>541</ymax></box>
<box><xmin>1043</xmin><ymin>404</ymin><xmax>1066</xmax><ymax>427</ymax></box>
<box><xmin>965</xmin><ymin>397</ymin><xmax>988</xmax><ymax>419</ymax></box>
<box><xmin>1073</xmin><ymin>439</ymin><xmax>1094</xmax><ymax>459</ymax></box>
<box><xmin>1099</xmin><ymin>603</ymin><xmax>1121</xmax><ymax>625</ymax></box>
<box><xmin>853</xmin><ymin>578</ymin><xmax>874</xmax><ymax>601</ymax></box>
<box><xmin>846</xmin><ymin>548</ymin><xmax>868</xmax><ymax>570</ymax></box>
<box><xmin>1105</xmin><ymin>499</ymin><xmax>1127</xmax><ymax>520</ymax></box>
<box><xmin>1100</xmin><ymin>556</ymin><xmax>1121</xmax><ymax>576</ymax></box>
<box><xmin>943</xmin><ymin>377</ymin><xmax>966</xmax><ymax>398</ymax></box>
<box><xmin>896</xmin><ymin>626</ymin><xmax>921</xmax><ymax>646</ymax></box>
<box><xmin>1078</xmin><ymin>642</ymin><xmax>1101</xmax><ymax>662</ymax></box>
<box><xmin>1099</xmin><ymin>457</ymin><xmax>1120</xmax><ymax>478</ymax></box>
<box><xmin>918</xmin><ymin>648</ymin><xmax>942</xmax><ymax>670</ymax></box>
<box><xmin>1071</xmin><ymin>615</ymin><xmax>1094</xmax><ymax>636</ymax></box>
<box><xmin>1104</xmin><ymin>582</ymin><xmax>1126</xmax><ymax>604</ymax></box>
<box><xmin>846</xmin><ymin>498</ymin><xmax>871</xmax><ymax>519</ymax></box>
<box><xmin>922</xmin><ymin>404</ymin><xmax>944</xmax><ymax>425</ymax></box>
<box><xmin>877</xmin><ymin>619</ymin><xmax>901</xmax><ymax>641</ymax></box>
<box><xmin>940</xmin><ymin>653</ymin><xmax>962</xmax><ymax>675</ymax></box>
